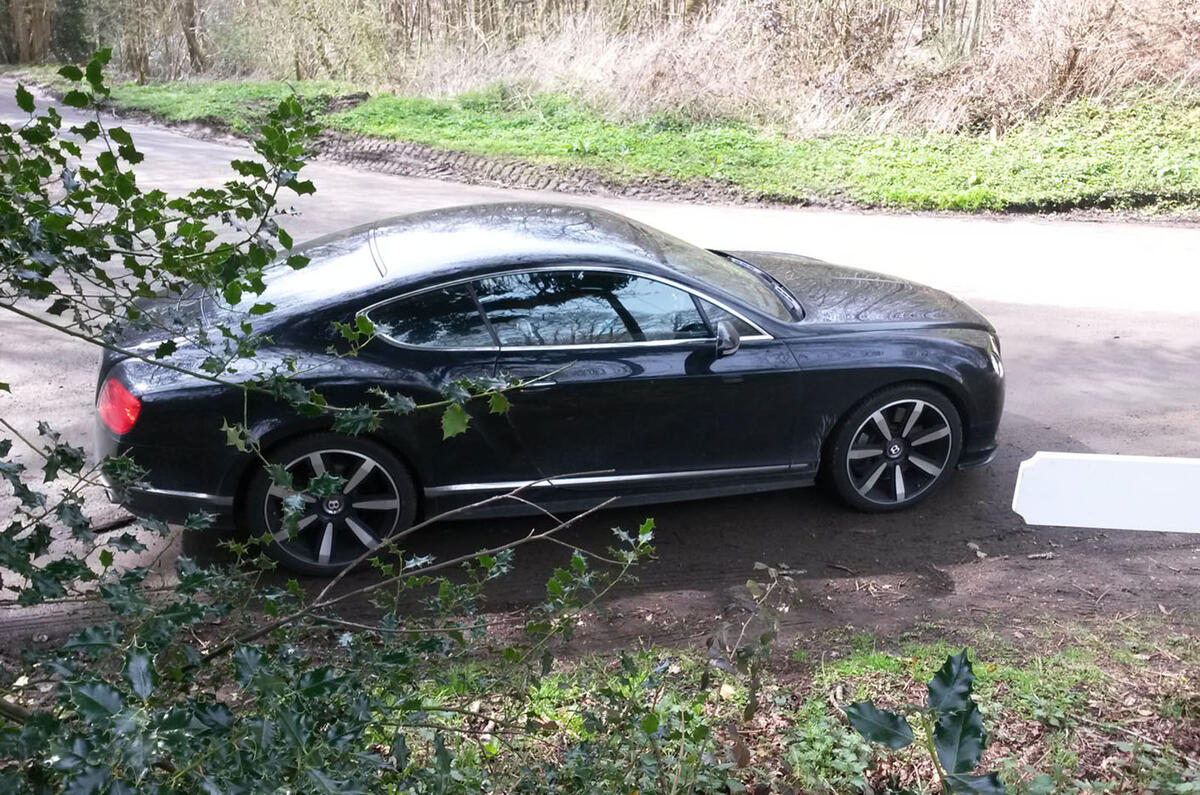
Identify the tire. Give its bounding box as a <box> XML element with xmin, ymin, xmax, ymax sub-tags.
<box><xmin>243</xmin><ymin>433</ymin><xmax>418</xmax><ymax>576</ymax></box>
<box><xmin>825</xmin><ymin>384</ymin><xmax>963</xmax><ymax>513</ymax></box>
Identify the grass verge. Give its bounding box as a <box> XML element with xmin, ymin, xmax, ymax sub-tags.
<box><xmin>372</xmin><ymin>616</ymin><xmax>1198</xmax><ymax>792</ymax></box>
<box><xmin>7</xmin><ymin>70</ymin><xmax>1200</xmax><ymax>213</ymax></box>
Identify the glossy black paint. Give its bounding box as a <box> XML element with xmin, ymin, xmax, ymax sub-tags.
<box><xmin>94</xmin><ymin>203</ymin><xmax>1003</xmax><ymax>527</ymax></box>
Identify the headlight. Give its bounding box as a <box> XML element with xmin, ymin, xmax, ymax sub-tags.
<box><xmin>987</xmin><ymin>334</ymin><xmax>1004</xmax><ymax>377</ymax></box>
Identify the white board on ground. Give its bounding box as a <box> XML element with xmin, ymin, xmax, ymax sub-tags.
<box><xmin>1012</xmin><ymin>452</ymin><xmax>1200</xmax><ymax>533</ymax></box>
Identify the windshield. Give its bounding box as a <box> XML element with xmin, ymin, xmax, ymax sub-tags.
<box><xmin>627</xmin><ymin>220</ymin><xmax>796</xmax><ymax>322</ymax></box>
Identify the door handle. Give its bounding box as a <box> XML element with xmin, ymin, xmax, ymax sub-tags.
<box><xmin>520</xmin><ymin>380</ymin><xmax>557</xmax><ymax>391</ymax></box>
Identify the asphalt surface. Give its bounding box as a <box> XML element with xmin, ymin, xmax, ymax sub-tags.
<box><xmin>1</xmin><ymin>81</ymin><xmax>1198</xmax><ymax>647</ymax></box>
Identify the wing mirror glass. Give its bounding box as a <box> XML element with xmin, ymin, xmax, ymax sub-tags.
<box><xmin>715</xmin><ymin>319</ymin><xmax>741</xmax><ymax>357</ymax></box>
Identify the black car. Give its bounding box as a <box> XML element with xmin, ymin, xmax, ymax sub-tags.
<box><xmin>95</xmin><ymin>203</ymin><xmax>1004</xmax><ymax>574</ymax></box>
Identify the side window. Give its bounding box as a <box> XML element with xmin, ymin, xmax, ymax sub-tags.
<box><xmin>699</xmin><ymin>299</ymin><xmax>758</xmax><ymax>337</ymax></box>
<box><xmin>365</xmin><ymin>284</ymin><xmax>495</xmax><ymax>348</ymax></box>
<box><xmin>473</xmin><ymin>270</ymin><xmax>708</xmax><ymax>347</ymax></box>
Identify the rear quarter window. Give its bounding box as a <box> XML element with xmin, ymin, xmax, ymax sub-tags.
<box><xmin>365</xmin><ymin>285</ymin><xmax>495</xmax><ymax>348</ymax></box>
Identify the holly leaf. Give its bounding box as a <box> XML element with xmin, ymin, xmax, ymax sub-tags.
<box><xmin>934</xmin><ymin>701</ymin><xmax>988</xmax><ymax>775</ymax></box>
<box><xmin>441</xmin><ymin>402</ymin><xmax>469</xmax><ymax>439</ymax></box>
<box><xmin>124</xmin><ymin>648</ymin><xmax>157</xmax><ymax>700</ymax></box>
<box><xmin>70</xmin><ymin>682</ymin><xmax>123</xmax><ymax>723</ymax></box>
<box><xmin>15</xmin><ymin>84</ymin><xmax>34</xmax><ymax>113</ymax></box>
<box><xmin>946</xmin><ymin>772</ymin><xmax>1006</xmax><ymax>794</ymax></box>
<box><xmin>63</xmin><ymin>624</ymin><xmax>120</xmax><ymax>655</ymax></box>
<box><xmin>641</xmin><ymin>713</ymin><xmax>659</xmax><ymax>735</ymax></box>
<box><xmin>844</xmin><ymin>702</ymin><xmax>914</xmax><ymax>750</ymax></box>
<box><xmin>928</xmin><ymin>649</ymin><xmax>975</xmax><ymax>714</ymax></box>
<box><xmin>488</xmin><ymin>391</ymin><xmax>510</xmax><ymax>415</ymax></box>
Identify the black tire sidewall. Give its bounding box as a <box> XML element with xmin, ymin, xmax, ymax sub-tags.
<box><xmin>242</xmin><ymin>433</ymin><xmax>418</xmax><ymax>576</ymax></box>
<box><xmin>826</xmin><ymin>385</ymin><xmax>963</xmax><ymax>513</ymax></box>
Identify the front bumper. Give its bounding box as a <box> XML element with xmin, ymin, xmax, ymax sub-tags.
<box><xmin>957</xmin><ymin>444</ymin><xmax>998</xmax><ymax>470</ymax></box>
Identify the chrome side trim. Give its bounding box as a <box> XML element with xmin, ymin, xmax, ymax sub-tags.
<box><xmin>358</xmin><ymin>264</ymin><xmax>775</xmax><ymax>353</ymax></box>
<box><xmin>424</xmin><ymin>464</ymin><xmax>793</xmax><ymax>497</ymax></box>
<box><xmin>128</xmin><ymin>486</ymin><xmax>234</xmax><ymax>507</ymax></box>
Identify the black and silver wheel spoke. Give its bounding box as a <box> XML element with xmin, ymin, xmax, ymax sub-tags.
<box><xmin>352</xmin><ymin>496</ymin><xmax>401</xmax><ymax>511</ymax></box>
<box><xmin>262</xmin><ymin>448</ymin><xmax>403</xmax><ymax>570</ymax></box>
<box><xmin>846</xmin><ymin>398</ymin><xmax>953</xmax><ymax>506</ymax></box>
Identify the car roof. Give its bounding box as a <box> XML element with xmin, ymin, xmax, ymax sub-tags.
<box><xmin>313</xmin><ymin>201</ymin><xmax>664</xmax><ymax>277</ymax></box>
<box><xmin>246</xmin><ymin>203</ymin><xmax>671</xmax><ymax>314</ymax></box>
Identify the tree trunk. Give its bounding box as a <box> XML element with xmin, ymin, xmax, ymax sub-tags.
<box><xmin>178</xmin><ymin>0</ymin><xmax>206</xmax><ymax>72</ymax></box>
<box><xmin>9</xmin><ymin>0</ymin><xmax>54</xmax><ymax>62</ymax></box>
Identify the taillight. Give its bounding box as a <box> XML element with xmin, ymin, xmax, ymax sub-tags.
<box><xmin>97</xmin><ymin>378</ymin><xmax>141</xmax><ymax>435</ymax></box>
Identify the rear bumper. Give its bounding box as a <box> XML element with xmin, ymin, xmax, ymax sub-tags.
<box><xmin>107</xmin><ymin>483</ymin><xmax>236</xmax><ymax>530</ymax></box>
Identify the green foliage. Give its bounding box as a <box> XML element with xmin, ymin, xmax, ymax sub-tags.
<box><xmin>784</xmin><ymin>711</ymin><xmax>872</xmax><ymax>793</ymax></box>
<box><xmin>844</xmin><ymin>649</ymin><xmax>1006</xmax><ymax>794</ymax></box>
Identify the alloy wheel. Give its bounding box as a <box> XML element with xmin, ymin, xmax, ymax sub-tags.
<box><xmin>844</xmin><ymin>398</ymin><xmax>954</xmax><ymax>506</ymax></box>
<box><xmin>263</xmin><ymin>448</ymin><xmax>404</xmax><ymax>570</ymax></box>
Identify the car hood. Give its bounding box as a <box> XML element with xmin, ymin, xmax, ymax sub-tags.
<box><xmin>729</xmin><ymin>251</ymin><xmax>993</xmax><ymax>330</ymax></box>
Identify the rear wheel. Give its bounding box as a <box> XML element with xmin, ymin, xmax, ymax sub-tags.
<box><xmin>826</xmin><ymin>385</ymin><xmax>962</xmax><ymax>512</ymax></box>
<box><xmin>243</xmin><ymin>434</ymin><xmax>417</xmax><ymax>575</ymax></box>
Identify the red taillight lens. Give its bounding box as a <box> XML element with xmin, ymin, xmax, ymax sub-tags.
<box><xmin>97</xmin><ymin>378</ymin><xmax>141</xmax><ymax>435</ymax></box>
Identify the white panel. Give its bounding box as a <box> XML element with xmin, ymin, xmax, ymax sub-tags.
<box><xmin>1012</xmin><ymin>452</ymin><xmax>1200</xmax><ymax>533</ymax></box>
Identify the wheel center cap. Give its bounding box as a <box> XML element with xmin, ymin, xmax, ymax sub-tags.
<box><xmin>885</xmin><ymin>440</ymin><xmax>905</xmax><ymax>460</ymax></box>
<box><xmin>322</xmin><ymin>496</ymin><xmax>345</xmax><ymax>514</ymax></box>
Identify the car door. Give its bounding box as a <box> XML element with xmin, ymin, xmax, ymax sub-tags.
<box><xmin>358</xmin><ymin>282</ymin><xmax>537</xmax><ymax>488</ymax></box>
<box><xmin>472</xmin><ymin>266</ymin><xmax>803</xmax><ymax>488</ymax></box>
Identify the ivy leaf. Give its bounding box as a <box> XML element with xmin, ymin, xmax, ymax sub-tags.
<box><xmin>843</xmin><ymin>702</ymin><xmax>914</xmax><ymax>750</ymax></box>
<box><xmin>0</xmin><ymin>382</ymin><xmax>9</xmax><ymax>392</ymax></box>
<box><xmin>153</xmin><ymin>340</ymin><xmax>177</xmax><ymax>359</ymax></box>
<box><xmin>928</xmin><ymin>649</ymin><xmax>975</xmax><ymax>714</ymax></box>
<box><xmin>946</xmin><ymin>772</ymin><xmax>1006</xmax><ymax>794</ymax></box>
<box><xmin>70</xmin><ymin>682</ymin><xmax>123</xmax><ymax>723</ymax></box>
<box><xmin>124</xmin><ymin>648</ymin><xmax>157</xmax><ymax>700</ymax></box>
<box><xmin>441</xmin><ymin>402</ymin><xmax>469</xmax><ymax>439</ymax></box>
<box><xmin>934</xmin><ymin>700</ymin><xmax>988</xmax><ymax>775</ymax></box>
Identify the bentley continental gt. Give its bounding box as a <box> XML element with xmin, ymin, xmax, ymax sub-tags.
<box><xmin>95</xmin><ymin>203</ymin><xmax>1004</xmax><ymax>574</ymax></box>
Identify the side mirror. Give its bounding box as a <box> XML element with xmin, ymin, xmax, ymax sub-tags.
<box><xmin>715</xmin><ymin>319</ymin><xmax>741</xmax><ymax>357</ymax></box>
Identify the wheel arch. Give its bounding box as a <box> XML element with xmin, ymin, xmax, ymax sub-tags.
<box><xmin>226</xmin><ymin>423</ymin><xmax>427</xmax><ymax>534</ymax></box>
<box><xmin>818</xmin><ymin>374</ymin><xmax>970</xmax><ymax>473</ymax></box>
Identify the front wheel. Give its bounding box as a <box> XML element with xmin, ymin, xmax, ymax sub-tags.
<box><xmin>826</xmin><ymin>385</ymin><xmax>963</xmax><ymax>512</ymax></box>
<box><xmin>243</xmin><ymin>434</ymin><xmax>418</xmax><ymax>576</ymax></box>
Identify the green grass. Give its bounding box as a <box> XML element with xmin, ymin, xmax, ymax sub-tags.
<box><xmin>322</xmin><ymin>85</ymin><xmax>1200</xmax><ymax>213</ymax></box>
<box><xmin>13</xmin><ymin>71</ymin><xmax>1200</xmax><ymax>212</ymax></box>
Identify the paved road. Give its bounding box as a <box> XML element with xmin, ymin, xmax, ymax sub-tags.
<box><xmin>2</xmin><ymin>81</ymin><xmax>1198</xmax><ymax>645</ymax></box>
